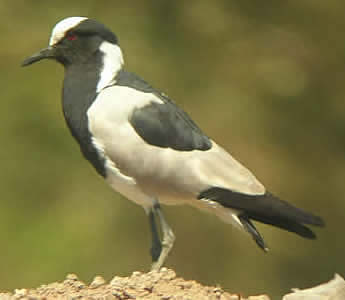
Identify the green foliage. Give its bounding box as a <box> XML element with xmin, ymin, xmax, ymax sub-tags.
<box><xmin>1</xmin><ymin>1</ymin><xmax>343</xmax><ymax>298</ymax></box>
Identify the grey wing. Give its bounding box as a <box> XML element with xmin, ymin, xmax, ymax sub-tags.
<box><xmin>130</xmin><ymin>95</ymin><xmax>212</xmax><ymax>151</ymax></box>
<box><xmin>115</xmin><ymin>69</ymin><xmax>212</xmax><ymax>151</ymax></box>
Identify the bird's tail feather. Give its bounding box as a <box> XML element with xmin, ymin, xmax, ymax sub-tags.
<box><xmin>198</xmin><ymin>187</ymin><xmax>324</xmax><ymax>246</ymax></box>
<box><xmin>238</xmin><ymin>214</ymin><xmax>269</xmax><ymax>251</ymax></box>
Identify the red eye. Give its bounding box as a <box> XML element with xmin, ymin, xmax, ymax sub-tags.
<box><xmin>66</xmin><ymin>33</ymin><xmax>77</xmax><ymax>41</ymax></box>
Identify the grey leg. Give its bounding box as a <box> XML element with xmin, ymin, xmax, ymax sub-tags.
<box><xmin>150</xmin><ymin>203</ymin><xmax>175</xmax><ymax>271</ymax></box>
<box><xmin>148</xmin><ymin>208</ymin><xmax>162</xmax><ymax>262</ymax></box>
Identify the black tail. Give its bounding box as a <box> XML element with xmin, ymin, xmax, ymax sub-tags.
<box><xmin>198</xmin><ymin>187</ymin><xmax>324</xmax><ymax>250</ymax></box>
<box><xmin>238</xmin><ymin>214</ymin><xmax>269</xmax><ymax>251</ymax></box>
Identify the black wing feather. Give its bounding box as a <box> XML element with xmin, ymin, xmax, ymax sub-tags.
<box><xmin>130</xmin><ymin>100</ymin><xmax>212</xmax><ymax>151</ymax></box>
<box><xmin>115</xmin><ymin>70</ymin><xmax>212</xmax><ymax>151</ymax></box>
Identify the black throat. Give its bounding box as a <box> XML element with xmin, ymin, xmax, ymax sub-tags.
<box><xmin>62</xmin><ymin>57</ymin><xmax>106</xmax><ymax>177</ymax></box>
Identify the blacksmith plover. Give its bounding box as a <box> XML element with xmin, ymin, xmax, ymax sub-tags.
<box><xmin>22</xmin><ymin>17</ymin><xmax>324</xmax><ymax>270</ymax></box>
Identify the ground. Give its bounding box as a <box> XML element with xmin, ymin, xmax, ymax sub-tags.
<box><xmin>0</xmin><ymin>268</ymin><xmax>270</xmax><ymax>300</ymax></box>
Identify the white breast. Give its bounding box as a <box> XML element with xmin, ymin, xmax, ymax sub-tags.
<box><xmin>87</xmin><ymin>85</ymin><xmax>163</xmax><ymax>209</ymax></box>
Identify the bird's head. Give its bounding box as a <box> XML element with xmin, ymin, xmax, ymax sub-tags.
<box><xmin>22</xmin><ymin>17</ymin><xmax>124</xmax><ymax>91</ymax></box>
<box><xmin>22</xmin><ymin>17</ymin><xmax>124</xmax><ymax>69</ymax></box>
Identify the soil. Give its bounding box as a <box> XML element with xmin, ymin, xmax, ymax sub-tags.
<box><xmin>0</xmin><ymin>268</ymin><xmax>270</xmax><ymax>300</ymax></box>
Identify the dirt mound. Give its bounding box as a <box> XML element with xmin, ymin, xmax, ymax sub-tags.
<box><xmin>0</xmin><ymin>268</ymin><xmax>269</xmax><ymax>300</ymax></box>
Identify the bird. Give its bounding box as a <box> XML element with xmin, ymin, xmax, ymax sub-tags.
<box><xmin>22</xmin><ymin>17</ymin><xmax>324</xmax><ymax>271</ymax></box>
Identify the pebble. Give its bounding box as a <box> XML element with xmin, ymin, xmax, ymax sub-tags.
<box><xmin>14</xmin><ymin>288</ymin><xmax>27</xmax><ymax>297</ymax></box>
<box><xmin>110</xmin><ymin>276</ymin><xmax>123</xmax><ymax>286</ymax></box>
<box><xmin>66</xmin><ymin>273</ymin><xmax>79</xmax><ymax>281</ymax></box>
<box><xmin>75</xmin><ymin>281</ymin><xmax>85</xmax><ymax>289</ymax></box>
<box><xmin>90</xmin><ymin>276</ymin><xmax>106</xmax><ymax>288</ymax></box>
<box><xmin>226</xmin><ymin>295</ymin><xmax>241</xmax><ymax>300</ymax></box>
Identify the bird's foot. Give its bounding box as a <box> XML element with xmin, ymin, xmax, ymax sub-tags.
<box><xmin>150</xmin><ymin>228</ymin><xmax>175</xmax><ymax>271</ymax></box>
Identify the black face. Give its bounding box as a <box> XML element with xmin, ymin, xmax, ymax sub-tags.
<box><xmin>22</xmin><ymin>19</ymin><xmax>118</xmax><ymax>68</ymax></box>
<box><xmin>53</xmin><ymin>31</ymin><xmax>105</xmax><ymax>66</ymax></box>
<box><xmin>55</xmin><ymin>19</ymin><xmax>118</xmax><ymax>66</ymax></box>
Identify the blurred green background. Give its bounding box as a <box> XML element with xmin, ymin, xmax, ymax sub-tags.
<box><xmin>1</xmin><ymin>0</ymin><xmax>344</xmax><ymax>298</ymax></box>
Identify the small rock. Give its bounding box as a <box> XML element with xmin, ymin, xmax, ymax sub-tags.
<box><xmin>224</xmin><ymin>295</ymin><xmax>241</xmax><ymax>300</ymax></box>
<box><xmin>112</xmin><ymin>291</ymin><xmax>122</xmax><ymax>297</ymax></box>
<box><xmin>0</xmin><ymin>293</ymin><xmax>12</xmax><ymax>300</ymax></box>
<box><xmin>248</xmin><ymin>295</ymin><xmax>270</xmax><ymax>300</ymax></box>
<box><xmin>110</xmin><ymin>276</ymin><xmax>122</xmax><ymax>285</ymax></box>
<box><xmin>179</xmin><ymin>282</ymin><xmax>193</xmax><ymax>289</ymax></box>
<box><xmin>143</xmin><ymin>285</ymin><xmax>154</xmax><ymax>293</ymax></box>
<box><xmin>75</xmin><ymin>281</ymin><xmax>85</xmax><ymax>289</ymax></box>
<box><xmin>14</xmin><ymin>289</ymin><xmax>27</xmax><ymax>298</ymax></box>
<box><xmin>66</xmin><ymin>274</ymin><xmax>79</xmax><ymax>281</ymax></box>
<box><xmin>123</xmin><ymin>290</ymin><xmax>136</xmax><ymax>299</ymax></box>
<box><xmin>90</xmin><ymin>276</ymin><xmax>106</xmax><ymax>289</ymax></box>
<box><xmin>132</xmin><ymin>271</ymin><xmax>142</xmax><ymax>276</ymax></box>
<box><xmin>161</xmin><ymin>269</ymin><xmax>176</xmax><ymax>281</ymax></box>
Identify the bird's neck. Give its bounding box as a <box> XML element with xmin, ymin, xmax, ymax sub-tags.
<box><xmin>62</xmin><ymin>62</ymin><xmax>100</xmax><ymax>121</ymax></box>
<box><xmin>61</xmin><ymin>62</ymin><xmax>107</xmax><ymax>177</ymax></box>
<box><xmin>62</xmin><ymin>64</ymin><xmax>99</xmax><ymax>154</ymax></box>
<box><xmin>62</xmin><ymin>41</ymin><xmax>124</xmax><ymax>120</ymax></box>
<box><xmin>96</xmin><ymin>42</ymin><xmax>124</xmax><ymax>92</ymax></box>
<box><xmin>61</xmin><ymin>42</ymin><xmax>124</xmax><ymax>177</ymax></box>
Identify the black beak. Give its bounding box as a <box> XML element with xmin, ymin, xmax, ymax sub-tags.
<box><xmin>22</xmin><ymin>46</ymin><xmax>57</xmax><ymax>67</ymax></box>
